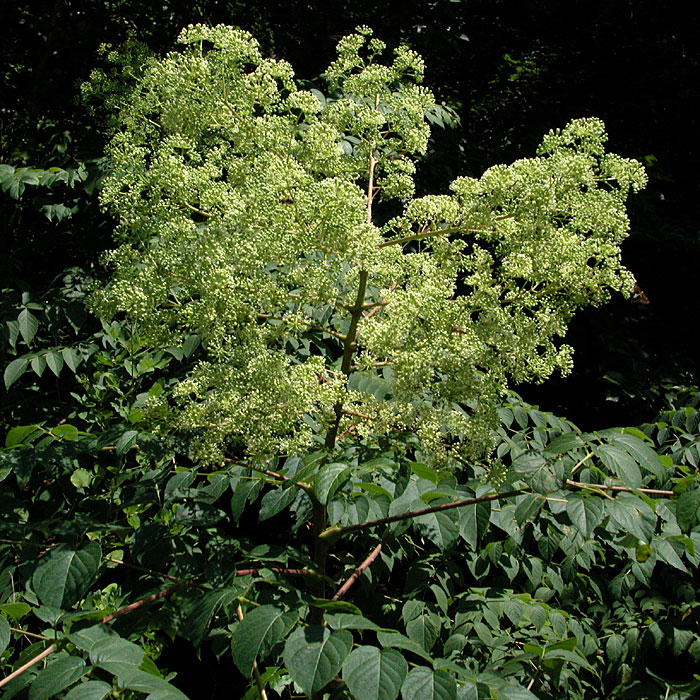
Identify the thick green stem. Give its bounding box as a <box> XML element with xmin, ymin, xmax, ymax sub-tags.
<box><xmin>311</xmin><ymin>98</ymin><xmax>379</xmax><ymax>632</ymax></box>
<box><xmin>308</xmin><ymin>497</ymin><xmax>329</xmax><ymax>625</ymax></box>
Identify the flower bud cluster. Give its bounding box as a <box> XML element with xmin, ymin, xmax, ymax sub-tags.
<box><xmin>93</xmin><ymin>26</ymin><xmax>646</xmax><ymax>466</ymax></box>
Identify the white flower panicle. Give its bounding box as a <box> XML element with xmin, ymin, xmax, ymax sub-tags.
<box><xmin>91</xmin><ymin>25</ymin><xmax>646</xmax><ymax>465</ymax></box>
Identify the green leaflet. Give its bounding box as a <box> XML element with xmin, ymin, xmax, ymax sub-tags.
<box><xmin>63</xmin><ymin>681</ymin><xmax>114</xmax><ymax>700</ymax></box>
<box><xmin>376</xmin><ymin>631</ymin><xmax>433</xmax><ymax>663</ymax></box>
<box><xmin>313</xmin><ymin>462</ymin><xmax>354</xmax><ymax>505</ymax></box>
<box><xmin>32</xmin><ymin>542</ymin><xmax>101</xmax><ymax>609</ymax></box>
<box><xmin>676</xmin><ymin>488</ymin><xmax>700</xmax><ymax>532</ymax></box>
<box><xmin>594</xmin><ymin>443</ymin><xmax>642</xmax><ymax>487</ymax></box>
<box><xmin>182</xmin><ymin>587</ymin><xmax>243</xmax><ymax>646</ymax></box>
<box><xmin>116</xmin><ymin>669</ymin><xmax>189</xmax><ymax>700</ymax></box>
<box><xmin>259</xmin><ymin>485</ymin><xmax>298</xmax><ymax>521</ymax></box>
<box><xmin>413</xmin><ymin>507</ymin><xmax>460</xmax><ymax>549</ymax></box>
<box><xmin>283</xmin><ymin>626</ymin><xmax>353</xmax><ymax>697</ymax></box>
<box><xmin>342</xmin><ymin>646</ymin><xmax>407</xmax><ymax>700</ymax></box>
<box><xmin>0</xmin><ymin>615</ymin><xmax>10</xmax><ymax>654</ymax></box>
<box><xmin>231</xmin><ymin>605</ymin><xmax>297</xmax><ymax>677</ymax></box>
<box><xmin>566</xmin><ymin>495</ymin><xmax>603</xmax><ymax>537</ymax></box>
<box><xmin>28</xmin><ymin>654</ymin><xmax>87</xmax><ymax>700</ymax></box>
<box><xmin>401</xmin><ymin>667</ymin><xmax>456</xmax><ymax>700</ymax></box>
<box><xmin>89</xmin><ymin>636</ymin><xmax>145</xmax><ymax>676</ymax></box>
<box><xmin>605</xmin><ymin>493</ymin><xmax>657</xmax><ymax>542</ymax></box>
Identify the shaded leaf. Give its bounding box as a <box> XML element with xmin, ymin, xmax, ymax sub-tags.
<box><xmin>4</xmin><ymin>356</ymin><xmax>29</xmax><ymax>389</ymax></box>
<box><xmin>32</xmin><ymin>542</ymin><xmax>101</xmax><ymax>609</ymax></box>
<box><xmin>414</xmin><ymin>508</ymin><xmax>459</xmax><ymax>549</ymax></box>
<box><xmin>89</xmin><ymin>636</ymin><xmax>144</xmax><ymax>676</ymax></box>
<box><xmin>566</xmin><ymin>495</ymin><xmax>603</xmax><ymax>537</ymax></box>
<box><xmin>259</xmin><ymin>486</ymin><xmax>298</xmax><ymax>521</ymax></box>
<box><xmin>544</xmin><ymin>432</ymin><xmax>583</xmax><ymax>454</ymax></box>
<box><xmin>606</xmin><ymin>494</ymin><xmax>656</xmax><ymax>542</ymax></box>
<box><xmin>376</xmin><ymin>631</ymin><xmax>433</xmax><ymax>662</ymax></box>
<box><xmin>314</xmin><ymin>463</ymin><xmax>353</xmax><ymax>505</ymax></box>
<box><xmin>18</xmin><ymin>308</ymin><xmax>39</xmax><ymax>346</ymax></box>
<box><xmin>325</xmin><ymin>613</ymin><xmax>380</xmax><ymax>631</ymax></box>
<box><xmin>29</xmin><ymin>654</ymin><xmax>87</xmax><ymax>700</ymax></box>
<box><xmin>64</xmin><ymin>681</ymin><xmax>113</xmax><ymax>700</ymax></box>
<box><xmin>676</xmin><ymin>488</ymin><xmax>700</xmax><ymax>532</ymax></box>
<box><xmin>183</xmin><ymin>588</ymin><xmax>241</xmax><ymax>646</ymax></box>
<box><xmin>46</xmin><ymin>350</ymin><xmax>65</xmax><ymax>376</ymax></box>
<box><xmin>401</xmin><ymin>667</ymin><xmax>456</xmax><ymax>700</ymax></box>
<box><xmin>117</xmin><ymin>669</ymin><xmax>188</xmax><ymax>700</ymax></box>
<box><xmin>594</xmin><ymin>444</ymin><xmax>641</xmax><ymax>487</ymax></box>
<box><xmin>5</xmin><ymin>424</ymin><xmax>41</xmax><ymax>448</ymax></box>
<box><xmin>0</xmin><ymin>615</ymin><xmax>10</xmax><ymax>654</ymax></box>
<box><xmin>62</xmin><ymin>347</ymin><xmax>81</xmax><ymax>372</ymax></box>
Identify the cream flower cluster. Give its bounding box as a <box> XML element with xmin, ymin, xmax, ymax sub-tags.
<box><xmin>92</xmin><ymin>25</ymin><xmax>646</xmax><ymax>465</ymax></box>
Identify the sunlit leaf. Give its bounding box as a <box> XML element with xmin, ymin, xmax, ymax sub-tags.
<box><xmin>342</xmin><ymin>646</ymin><xmax>407</xmax><ymax>700</ymax></box>
<box><xmin>283</xmin><ymin>626</ymin><xmax>352</xmax><ymax>697</ymax></box>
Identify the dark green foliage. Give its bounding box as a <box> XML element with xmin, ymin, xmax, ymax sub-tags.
<box><xmin>3</xmin><ymin>3</ymin><xmax>700</xmax><ymax>699</ymax></box>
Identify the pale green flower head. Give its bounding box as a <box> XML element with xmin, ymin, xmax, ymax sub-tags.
<box><xmin>91</xmin><ymin>25</ymin><xmax>646</xmax><ymax>466</ymax></box>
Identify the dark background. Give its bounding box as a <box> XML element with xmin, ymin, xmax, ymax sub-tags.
<box><xmin>2</xmin><ymin>0</ymin><xmax>699</xmax><ymax>428</ymax></box>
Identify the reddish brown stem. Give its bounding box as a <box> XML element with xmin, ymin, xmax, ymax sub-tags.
<box><xmin>332</xmin><ymin>543</ymin><xmax>382</xmax><ymax>601</ymax></box>
<box><xmin>100</xmin><ymin>583</ymin><xmax>183</xmax><ymax>624</ymax></box>
<box><xmin>0</xmin><ymin>644</ymin><xmax>57</xmax><ymax>689</ymax></box>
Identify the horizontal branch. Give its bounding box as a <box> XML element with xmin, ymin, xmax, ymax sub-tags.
<box><xmin>103</xmin><ymin>556</ymin><xmax>185</xmax><ymax>583</ymax></box>
<box><xmin>257</xmin><ymin>313</ymin><xmax>346</xmax><ymax>342</ymax></box>
<box><xmin>9</xmin><ymin>628</ymin><xmax>51</xmax><ymax>641</ymax></box>
<box><xmin>566</xmin><ymin>479</ymin><xmax>674</xmax><ymax>496</ymax></box>
<box><xmin>235</xmin><ymin>567</ymin><xmax>313</xmax><ymax>577</ymax></box>
<box><xmin>378</xmin><ymin>215</ymin><xmax>514</xmax><ymax>248</ymax></box>
<box><xmin>320</xmin><ymin>490</ymin><xmax>524</xmax><ymax>539</ymax></box>
<box><xmin>224</xmin><ymin>458</ymin><xmax>314</xmax><ymax>494</ymax></box>
<box><xmin>100</xmin><ymin>582</ymin><xmax>183</xmax><ymax>624</ymax></box>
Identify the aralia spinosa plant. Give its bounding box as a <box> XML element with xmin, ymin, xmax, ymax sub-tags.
<box><xmin>10</xmin><ymin>23</ymin><xmax>700</xmax><ymax>700</ymax></box>
<box><xmin>86</xmin><ymin>22</ymin><xmax>648</xmax><ymax>697</ymax></box>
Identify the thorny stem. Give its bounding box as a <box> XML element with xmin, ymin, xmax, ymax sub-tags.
<box><xmin>0</xmin><ymin>583</ymin><xmax>186</xmax><ymax>689</ymax></box>
<box><xmin>566</xmin><ymin>479</ymin><xmax>674</xmax><ymax>496</ymax></box>
<box><xmin>104</xmin><ymin>556</ymin><xmax>185</xmax><ymax>583</ymax></box>
<box><xmin>309</xmin><ymin>496</ymin><xmax>329</xmax><ymax>625</ymax></box>
<box><xmin>100</xmin><ymin>583</ymin><xmax>183</xmax><ymax>624</ymax></box>
<box><xmin>0</xmin><ymin>644</ymin><xmax>57</xmax><ymax>689</ymax></box>
<box><xmin>321</xmin><ymin>479</ymin><xmax>676</xmax><ymax>540</ymax></box>
<box><xmin>224</xmin><ymin>458</ymin><xmax>314</xmax><ymax>494</ymax></box>
<box><xmin>235</xmin><ymin>568</ymin><xmax>313</xmax><ymax>577</ymax></box>
<box><xmin>321</xmin><ymin>490</ymin><xmax>524</xmax><ymax>538</ymax></box>
<box><xmin>332</xmin><ymin>543</ymin><xmax>383</xmax><ymax>601</ymax></box>
<box><xmin>311</xmin><ymin>97</ymin><xmax>380</xmax><ymax>629</ymax></box>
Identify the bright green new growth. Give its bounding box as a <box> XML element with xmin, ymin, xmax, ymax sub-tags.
<box><xmin>92</xmin><ymin>24</ymin><xmax>646</xmax><ymax>465</ymax></box>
